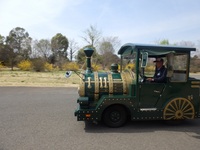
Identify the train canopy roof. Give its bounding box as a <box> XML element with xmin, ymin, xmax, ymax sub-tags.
<box><xmin>118</xmin><ymin>43</ymin><xmax>196</xmax><ymax>57</ymax></box>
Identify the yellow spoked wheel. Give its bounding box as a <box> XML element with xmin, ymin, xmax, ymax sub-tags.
<box><xmin>163</xmin><ymin>98</ymin><xmax>195</xmax><ymax>120</ymax></box>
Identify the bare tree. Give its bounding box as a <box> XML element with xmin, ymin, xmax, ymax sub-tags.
<box><xmin>32</xmin><ymin>39</ymin><xmax>52</xmax><ymax>61</ymax></box>
<box><xmin>98</xmin><ymin>36</ymin><xmax>121</xmax><ymax>55</ymax></box>
<box><xmin>81</xmin><ymin>25</ymin><xmax>102</xmax><ymax>48</ymax></box>
<box><xmin>98</xmin><ymin>36</ymin><xmax>121</xmax><ymax>69</ymax></box>
<box><xmin>197</xmin><ymin>40</ymin><xmax>200</xmax><ymax>56</ymax></box>
<box><xmin>68</xmin><ymin>39</ymin><xmax>79</xmax><ymax>61</ymax></box>
<box><xmin>175</xmin><ymin>40</ymin><xmax>196</xmax><ymax>56</ymax></box>
<box><xmin>175</xmin><ymin>41</ymin><xmax>195</xmax><ymax>47</ymax></box>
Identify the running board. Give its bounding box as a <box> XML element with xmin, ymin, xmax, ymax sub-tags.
<box><xmin>140</xmin><ymin>108</ymin><xmax>157</xmax><ymax>111</ymax></box>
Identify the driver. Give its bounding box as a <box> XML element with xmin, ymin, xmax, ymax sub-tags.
<box><xmin>147</xmin><ymin>58</ymin><xmax>167</xmax><ymax>83</ymax></box>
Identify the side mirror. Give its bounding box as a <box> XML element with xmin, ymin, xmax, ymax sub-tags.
<box><xmin>65</xmin><ymin>71</ymin><xmax>72</xmax><ymax>78</ymax></box>
<box><xmin>141</xmin><ymin>52</ymin><xmax>148</xmax><ymax>68</ymax></box>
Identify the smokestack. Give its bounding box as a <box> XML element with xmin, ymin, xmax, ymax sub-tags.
<box><xmin>84</xmin><ymin>47</ymin><xmax>94</xmax><ymax>73</ymax></box>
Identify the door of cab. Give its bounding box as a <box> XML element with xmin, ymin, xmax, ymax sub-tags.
<box><xmin>139</xmin><ymin>83</ymin><xmax>166</xmax><ymax>108</ymax></box>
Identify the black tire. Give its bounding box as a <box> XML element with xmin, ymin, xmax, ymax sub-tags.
<box><xmin>103</xmin><ymin>105</ymin><xmax>127</xmax><ymax>128</ymax></box>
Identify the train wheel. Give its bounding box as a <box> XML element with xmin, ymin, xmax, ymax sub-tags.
<box><xmin>103</xmin><ymin>105</ymin><xmax>127</xmax><ymax>128</ymax></box>
<box><xmin>163</xmin><ymin>98</ymin><xmax>195</xmax><ymax>120</ymax></box>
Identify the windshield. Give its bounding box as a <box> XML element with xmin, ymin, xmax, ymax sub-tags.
<box><xmin>122</xmin><ymin>52</ymin><xmax>137</xmax><ymax>74</ymax></box>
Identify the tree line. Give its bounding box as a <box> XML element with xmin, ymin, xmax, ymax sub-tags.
<box><xmin>0</xmin><ymin>25</ymin><xmax>121</xmax><ymax>71</ymax></box>
<box><xmin>0</xmin><ymin>26</ymin><xmax>200</xmax><ymax>72</ymax></box>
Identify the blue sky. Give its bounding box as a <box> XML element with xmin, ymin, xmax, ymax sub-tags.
<box><xmin>0</xmin><ymin>0</ymin><xmax>200</xmax><ymax>49</ymax></box>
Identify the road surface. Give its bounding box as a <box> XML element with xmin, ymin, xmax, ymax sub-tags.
<box><xmin>0</xmin><ymin>87</ymin><xmax>200</xmax><ymax>150</ymax></box>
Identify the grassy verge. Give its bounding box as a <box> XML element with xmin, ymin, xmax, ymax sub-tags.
<box><xmin>0</xmin><ymin>70</ymin><xmax>79</xmax><ymax>87</ymax></box>
<box><xmin>1</xmin><ymin>69</ymin><xmax>200</xmax><ymax>87</ymax></box>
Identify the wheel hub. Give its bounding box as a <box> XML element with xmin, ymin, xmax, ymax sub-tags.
<box><xmin>175</xmin><ymin>110</ymin><xmax>183</xmax><ymax>119</ymax></box>
<box><xmin>110</xmin><ymin>111</ymin><xmax>120</xmax><ymax>122</ymax></box>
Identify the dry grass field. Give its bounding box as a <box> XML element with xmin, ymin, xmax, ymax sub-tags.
<box><xmin>0</xmin><ymin>70</ymin><xmax>79</xmax><ymax>87</ymax></box>
<box><xmin>0</xmin><ymin>69</ymin><xmax>200</xmax><ymax>87</ymax></box>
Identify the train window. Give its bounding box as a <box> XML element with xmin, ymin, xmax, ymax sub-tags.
<box><xmin>170</xmin><ymin>53</ymin><xmax>188</xmax><ymax>82</ymax></box>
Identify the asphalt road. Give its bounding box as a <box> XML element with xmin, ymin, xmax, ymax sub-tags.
<box><xmin>0</xmin><ymin>87</ymin><xmax>200</xmax><ymax>150</ymax></box>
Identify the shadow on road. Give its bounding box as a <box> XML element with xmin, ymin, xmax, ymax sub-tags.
<box><xmin>84</xmin><ymin>119</ymin><xmax>200</xmax><ymax>139</ymax></box>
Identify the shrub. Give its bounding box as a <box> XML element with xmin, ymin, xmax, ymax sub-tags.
<box><xmin>62</xmin><ymin>62</ymin><xmax>79</xmax><ymax>71</ymax></box>
<box><xmin>32</xmin><ymin>58</ymin><xmax>45</xmax><ymax>72</ymax></box>
<box><xmin>0</xmin><ymin>62</ymin><xmax>3</xmax><ymax>70</ymax></box>
<box><xmin>44</xmin><ymin>62</ymin><xmax>53</xmax><ymax>72</ymax></box>
<box><xmin>145</xmin><ymin>65</ymin><xmax>155</xmax><ymax>72</ymax></box>
<box><xmin>92</xmin><ymin>64</ymin><xmax>101</xmax><ymax>71</ymax></box>
<box><xmin>18</xmin><ymin>60</ymin><xmax>32</xmax><ymax>71</ymax></box>
<box><xmin>125</xmin><ymin>63</ymin><xmax>135</xmax><ymax>70</ymax></box>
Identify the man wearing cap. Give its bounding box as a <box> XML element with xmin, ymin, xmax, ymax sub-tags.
<box><xmin>147</xmin><ymin>58</ymin><xmax>167</xmax><ymax>83</ymax></box>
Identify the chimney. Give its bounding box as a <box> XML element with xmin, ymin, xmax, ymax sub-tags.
<box><xmin>84</xmin><ymin>47</ymin><xmax>94</xmax><ymax>73</ymax></box>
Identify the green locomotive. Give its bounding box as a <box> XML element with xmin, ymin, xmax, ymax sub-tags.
<box><xmin>72</xmin><ymin>43</ymin><xmax>200</xmax><ymax>127</ymax></box>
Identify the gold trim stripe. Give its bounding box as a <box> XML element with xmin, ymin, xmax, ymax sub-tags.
<box><xmin>121</xmin><ymin>72</ymin><xmax>127</xmax><ymax>94</ymax></box>
<box><xmin>108</xmin><ymin>73</ymin><xmax>113</xmax><ymax>94</ymax></box>
<box><xmin>94</xmin><ymin>72</ymin><xmax>99</xmax><ymax>93</ymax></box>
<box><xmin>191</xmin><ymin>81</ymin><xmax>200</xmax><ymax>84</ymax></box>
<box><xmin>79</xmin><ymin>74</ymin><xmax>85</xmax><ymax>97</ymax></box>
<box><xmin>191</xmin><ymin>81</ymin><xmax>200</xmax><ymax>88</ymax></box>
<box><xmin>191</xmin><ymin>85</ymin><xmax>200</xmax><ymax>88</ymax></box>
<box><xmin>94</xmin><ymin>72</ymin><xmax>99</xmax><ymax>101</ymax></box>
